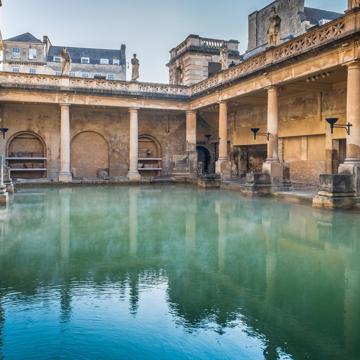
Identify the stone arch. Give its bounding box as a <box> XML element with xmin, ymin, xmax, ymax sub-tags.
<box><xmin>71</xmin><ymin>131</ymin><xmax>109</xmax><ymax>178</ymax></box>
<box><xmin>138</xmin><ymin>134</ymin><xmax>162</xmax><ymax>158</ymax></box>
<box><xmin>6</xmin><ymin>131</ymin><xmax>47</xmax><ymax>179</ymax></box>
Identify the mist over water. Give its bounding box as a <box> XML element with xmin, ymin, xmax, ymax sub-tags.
<box><xmin>0</xmin><ymin>185</ymin><xmax>359</xmax><ymax>360</ymax></box>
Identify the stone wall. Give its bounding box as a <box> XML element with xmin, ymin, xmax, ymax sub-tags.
<box><xmin>2</xmin><ymin>104</ymin><xmax>187</xmax><ymax>180</ymax></box>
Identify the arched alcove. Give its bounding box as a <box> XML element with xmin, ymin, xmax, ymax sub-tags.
<box><xmin>71</xmin><ymin>131</ymin><xmax>109</xmax><ymax>178</ymax></box>
<box><xmin>7</xmin><ymin>132</ymin><xmax>47</xmax><ymax>179</ymax></box>
<box><xmin>138</xmin><ymin>135</ymin><xmax>162</xmax><ymax>176</ymax></box>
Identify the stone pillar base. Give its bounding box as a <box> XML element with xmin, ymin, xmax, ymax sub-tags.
<box><xmin>0</xmin><ymin>187</ymin><xmax>8</xmax><ymax>206</ymax></box>
<box><xmin>59</xmin><ymin>172</ymin><xmax>73</xmax><ymax>183</ymax></box>
<box><xmin>339</xmin><ymin>162</ymin><xmax>360</xmax><ymax>195</ymax></box>
<box><xmin>216</xmin><ymin>160</ymin><xmax>232</xmax><ymax>180</ymax></box>
<box><xmin>5</xmin><ymin>181</ymin><xmax>15</xmax><ymax>194</ymax></box>
<box><xmin>197</xmin><ymin>174</ymin><xmax>221</xmax><ymax>189</ymax></box>
<box><xmin>262</xmin><ymin>161</ymin><xmax>291</xmax><ymax>189</ymax></box>
<box><xmin>127</xmin><ymin>172</ymin><xmax>141</xmax><ymax>182</ymax></box>
<box><xmin>312</xmin><ymin>174</ymin><xmax>356</xmax><ymax>210</ymax></box>
<box><xmin>242</xmin><ymin>172</ymin><xmax>272</xmax><ymax>197</ymax></box>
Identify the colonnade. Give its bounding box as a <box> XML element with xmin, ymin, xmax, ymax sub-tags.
<box><xmin>17</xmin><ymin>62</ymin><xmax>360</xmax><ymax>184</ymax></box>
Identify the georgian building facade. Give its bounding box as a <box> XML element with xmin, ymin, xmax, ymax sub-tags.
<box><xmin>0</xmin><ymin>1</ymin><xmax>360</xmax><ymax>199</ymax></box>
<box><xmin>0</xmin><ymin>32</ymin><xmax>126</xmax><ymax>80</ymax></box>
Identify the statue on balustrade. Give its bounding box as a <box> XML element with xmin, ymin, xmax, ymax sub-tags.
<box><xmin>60</xmin><ymin>48</ymin><xmax>72</xmax><ymax>76</ymax></box>
<box><xmin>220</xmin><ymin>44</ymin><xmax>229</xmax><ymax>70</ymax></box>
<box><xmin>131</xmin><ymin>54</ymin><xmax>140</xmax><ymax>82</ymax></box>
<box><xmin>349</xmin><ymin>0</ymin><xmax>360</xmax><ymax>9</ymax></box>
<box><xmin>267</xmin><ymin>7</ymin><xmax>281</xmax><ymax>47</ymax></box>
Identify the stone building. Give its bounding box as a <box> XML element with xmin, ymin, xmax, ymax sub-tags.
<box><xmin>1</xmin><ymin>1</ymin><xmax>360</xmax><ymax>208</ymax></box>
<box><xmin>0</xmin><ymin>32</ymin><xmax>126</xmax><ymax>80</ymax></box>
<box><xmin>246</xmin><ymin>0</ymin><xmax>341</xmax><ymax>57</ymax></box>
<box><xmin>168</xmin><ymin>35</ymin><xmax>241</xmax><ymax>85</ymax></box>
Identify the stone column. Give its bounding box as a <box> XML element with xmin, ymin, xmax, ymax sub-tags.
<box><xmin>216</xmin><ymin>101</ymin><xmax>231</xmax><ymax>178</ymax></box>
<box><xmin>186</xmin><ymin>110</ymin><xmax>197</xmax><ymax>176</ymax></box>
<box><xmin>128</xmin><ymin>107</ymin><xmax>141</xmax><ymax>181</ymax></box>
<box><xmin>59</xmin><ymin>104</ymin><xmax>72</xmax><ymax>182</ymax></box>
<box><xmin>263</xmin><ymin>86</ymin><xmax>285</xmax><ymax>185</ymax></box>
<box><xmin>339</xmin><ymin>62</ymin><xmax>360</xmax><ymax>194</ymax></box>
<box><xmin>266</xmin><ymin>86</ymin><xmax>279</xmax><ymax>163</ymax></box>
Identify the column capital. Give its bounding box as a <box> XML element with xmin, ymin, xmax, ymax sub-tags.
<box><xmin>186</xmin><ymin>109</ymin><xmax>196</xmax><ymax>116</ymax></box>
<box><xmin>218</xmin><ymin>100</ymin><xmax>228</xmax><ymax>105</ymax></box>
<box><xmin>129</xmin><ymin>107</ymin><xmax>140</xmax><ymax>113</ymax></box>
<box><xmin>266</xmin><ymin>85</ymin><xmax>278</xmax><ymax>92</ymax></box>
<box><xmin>346</xmin><ymin>60</ymin><xmax>360</xmax><ymax>70</ymax></box>
<box><xmin>59</xmin><ymin>103</ymin><xmax>71</xmax><ymax>108</ymax></box>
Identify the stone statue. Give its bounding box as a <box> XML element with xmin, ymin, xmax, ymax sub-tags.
<box><xmin>220</xmin><ymin>44</ymin><xmax>229</xmax><ymax>70</ymax></box>
<box><xmin>131</xmin><ymin>54</ymin><xmax>140</xmax><ymax>82</ymax></box>
<box><xmin>349</xmin><ymin>0</ymin><xmax>360</xmax><ymax>9</ymax></box>
<box><xmin>267</xmin><ymin>7</ymin><xmax>281</xmax><ymax>47</ymax></box>
<box><xmin>60</xmin><ymin>48</ymin><xmax>71</xmax><ymax>76</ymax></box>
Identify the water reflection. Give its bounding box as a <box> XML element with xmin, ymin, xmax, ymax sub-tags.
<box><xmin>0</xmin><ymin>186</ymin><xmax>360</xmax><ymax>359</ymax></box>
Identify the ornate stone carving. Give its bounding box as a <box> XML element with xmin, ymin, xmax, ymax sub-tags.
<box><xmin>60</xmin><ymin>48</ymin><xmax>71</xmax><ymax>76</ymax></box>
<box><xmin>131</xmin><ymin>54</ymin><xmax>140</xmax><ymax>82</ymax></box>
<box><xmin>267</xmin><ymin>7</ymin><xmax>281</xmax><ymax>47</ymax></box>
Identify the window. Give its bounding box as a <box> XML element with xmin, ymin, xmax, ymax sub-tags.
<box><xmin>107</xmin><ymin>74</ymin><xmax>115</xmax><ymax>80</ymax></box>
<box><xmin>53</xmin><ymin>56</ymin><xmax>61</xmax><ymax>63</ymax></box>
<box><xmin>29</xmin><ymin>68</ymin><xmax>36</xmax><ymax>74</ymax></box>
<box><xmin>28</xmin><ymin>48</ymin><xmax>37</xmax><ymax>60</ymax></box>
<box><xmin>82</xmin><ymin>72</ymin><xmax>89</xmax><ymax>78</ymax></box>
<box><xmin>55</xmin><ymin>71</ymin><xmax>62</xmax><ymax>76</ymax></box>
<box><xmin>100</xmin><ymin>58</ymin><xmax>109</xmax><ymax>65</ymax></box>
<box><xmin>69</xmin><ymin>71</ymin><xmax>76</xmax><ymax>77</ymax></box>
<box><xmin>113</xmin><ymin>59</ymin><xmax>120</xmax><ymax>65</ymax></box>
<box><xmin>81</xmin><ymin>57</ymin><xmax>90</xmax><ymax>64</ymax></box>
<box><xmin>12</xmin><ymin>67</ymin><xmax>20</xmax><ymax>73</ymax></box>
<box><xmin>12</xmin><ymin>47</ymin><xmax>21</xmax><ymax>59</ymax></box>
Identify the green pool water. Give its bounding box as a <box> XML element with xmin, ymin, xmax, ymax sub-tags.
<box><xmin>0</xmin><ymin>185</ymin><xmax>359</xmax><ymax>360</ymax></box>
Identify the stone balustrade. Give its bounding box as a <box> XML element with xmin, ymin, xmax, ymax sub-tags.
<box><xmin>0</xmin><ymin>73</ymin><xmax>190</xmax><ymax>99</ymax></box>
<box><xmin>170</xmin><ymin>35</ymin><xmax>239</xmax><ymax>59</ymax></box>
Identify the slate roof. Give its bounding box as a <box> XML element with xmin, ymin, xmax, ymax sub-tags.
<box><xmin>47</xmin><ymin>46</ymin><xmax>126</xmax><ymax>65</ymax></box>
<box><xmin>5</xmin><ymin>32</ymin><xmax>42</xmax><ymax>43</ymax></box>
<box><xmin>303</xmin><ymin>7</ymin><xmax>342</xmax><ymax>25</ymax></box>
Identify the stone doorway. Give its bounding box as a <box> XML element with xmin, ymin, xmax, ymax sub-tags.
<box><xmin>240</xmin><ymin>145</ymin><xmax>267</xmax><ymax>173</ymax></box>
<box><xmin>197</xmin><ymin>146</ymin><xmax>211</xmax><ymax>174</ymax></box>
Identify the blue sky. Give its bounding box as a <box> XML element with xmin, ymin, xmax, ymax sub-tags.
<box><xmin>0</xmin><ymin>0</ymin><xmax>346</xmax><ymax>83</ymax></box>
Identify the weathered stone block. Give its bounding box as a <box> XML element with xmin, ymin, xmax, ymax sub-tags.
<box><xmin>197</xmin><ymin>174</ymin><xmax>221</xmax><ymax>189</ymax></box>
<box><xmin>318</xmin><ymin>174</ymin><xmax>354</xmax><ymax>194</ymax></box>
<box><xmin>313</xmin><ymin>174</ymin><xmax>356</xmax><ymax>210</ymax></box>
<box><xmin>242</xmin><ymin>172</ymin><xmax>272</xmax><ymax>197</ymax></box>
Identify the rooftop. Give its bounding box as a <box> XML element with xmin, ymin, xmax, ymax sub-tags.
<box><xmin>47</xmin><ymin>45</ymin><xmax>126</xmax><ymax>65</ymax></box>
<box><xmin>5</xmin><ymin>32</ymin><xmax>43</xmax><ymax>44</ymax></box>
